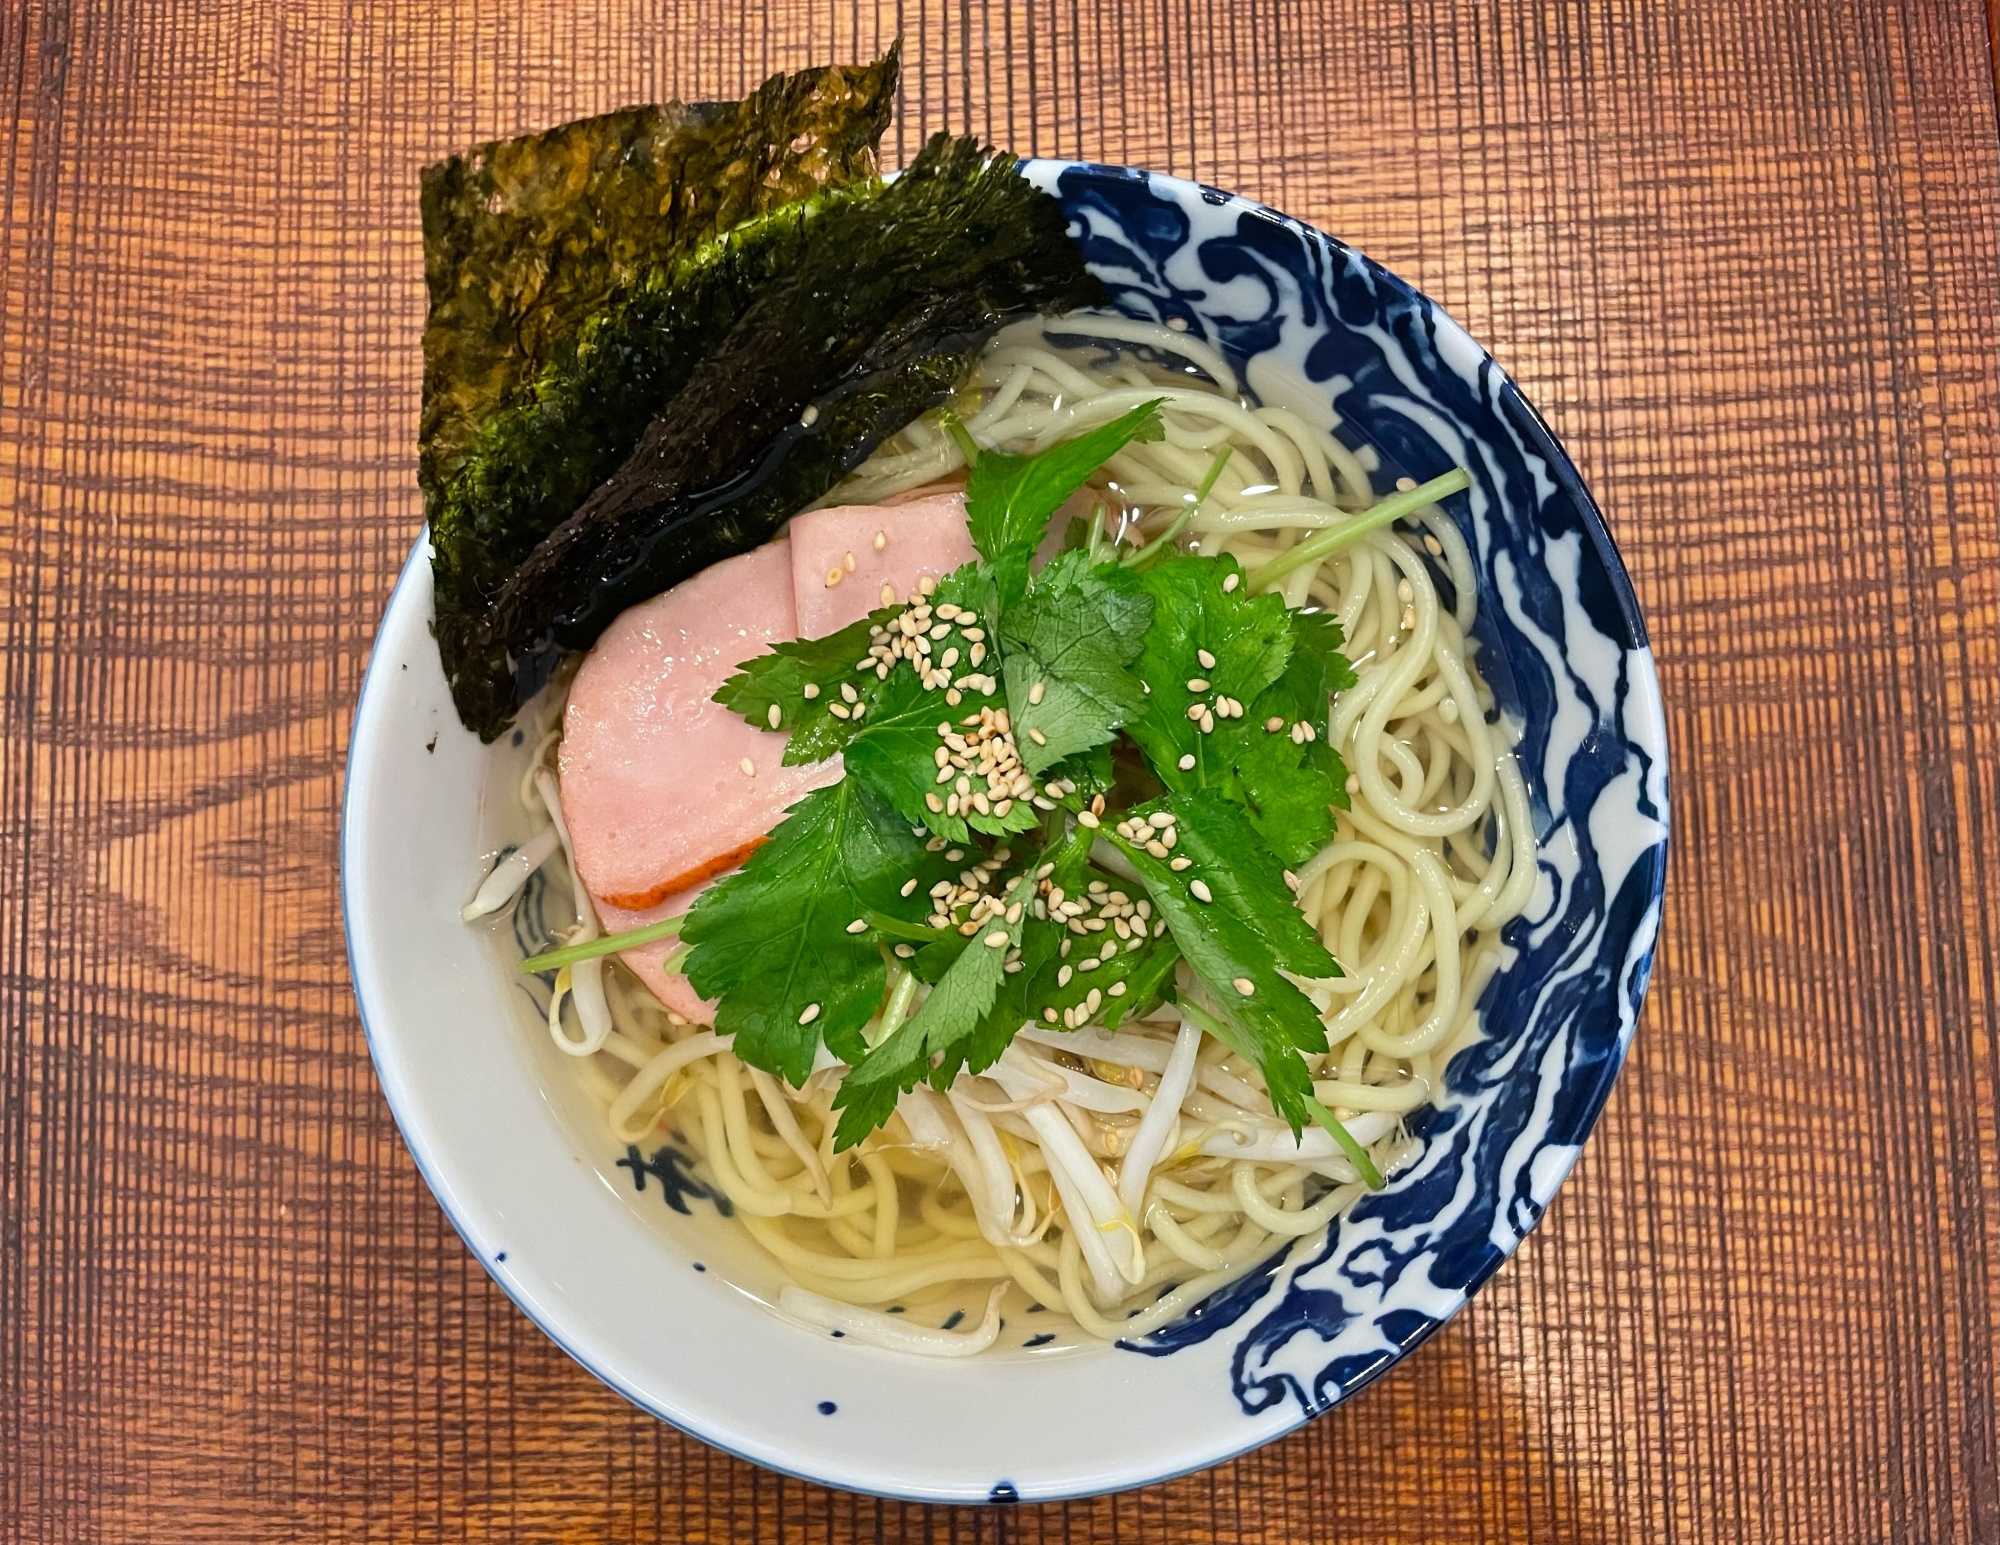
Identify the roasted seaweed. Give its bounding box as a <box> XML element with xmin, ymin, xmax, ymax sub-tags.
<box><xmin>420</xmin><ymin>50</ymin><xmax>896</xmax><ymax>503</ymax></box>
<box><xmin>448</xmin><ymin>134</ymin><xmax>1105</xmax><ymax>738</ymax></box>
<box><xmin>422</xmin><ymin>54</ymin><xmax>899</xmax><ymax>731</ymax></box>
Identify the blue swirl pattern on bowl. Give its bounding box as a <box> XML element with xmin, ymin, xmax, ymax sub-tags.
<box><xmin>1023</xmin><ymin>162</ymin><xmax>1669</xmax><ymax>1420</ymax></box>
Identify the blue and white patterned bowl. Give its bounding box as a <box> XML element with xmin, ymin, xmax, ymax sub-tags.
<box><xmin>342</xmin><ymin>161</ymin><xmax>1669</xmax><ymax>1502</ymax></box>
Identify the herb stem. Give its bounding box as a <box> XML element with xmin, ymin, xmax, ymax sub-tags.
<box><xmin>1123</xmin><ymin>445</ymin><xmax>1234</xmax><ymax>569</ymax></box>
<box><xmin>1246</xmin><ymin>469</ymin><xmax>1471</xmax><ymax>591</ymax></box>
<box><xmin>937</xmin><ymin>409</ymin><xmax>981</xmax><ymax>469</ymax></box>
<box><xmin>1303</xmin><ymin>1096</ymin><xmax>1386</xmax><ymax>1190</ymax></box>
<box><xmin>867</xmin><ymin>965</ymin><xmax>921</xmax><ymax>1050</ymax></box>
<box><xmin>519</xmin><ymin>914</ymin><xmax>682</xmax><ymax>974</ymax></box>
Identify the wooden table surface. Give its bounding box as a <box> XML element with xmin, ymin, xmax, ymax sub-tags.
<box><xmin>3</xmin><ymin>1</ymin><xmax>1997</xmax><ymax>1540</ymax></box>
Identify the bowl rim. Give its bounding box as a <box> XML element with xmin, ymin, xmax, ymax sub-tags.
<box><xmin>341</xmin><ymin>157</ymin><xmax>1668</xmax><ymax>1501</ymax></box>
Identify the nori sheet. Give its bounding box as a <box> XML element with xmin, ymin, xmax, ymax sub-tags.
<box><xmin>419</xmin><ymin>51</ymin><xmax>898</xmax><ymax>680</ymax></box>
<box><xmin>448</xmin><ymin>134</ymin><xmax>1104</xmax><ymax>737</ymax></box>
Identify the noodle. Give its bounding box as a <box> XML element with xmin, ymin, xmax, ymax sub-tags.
<box><xmin>487</xmin><ymin>314</ymin><xmax>1533</xmax><ymax>1353</ymax></box>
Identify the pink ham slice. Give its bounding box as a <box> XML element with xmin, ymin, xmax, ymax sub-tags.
<box><xmin>790</xmin><ymin>488</ymin><xmax>978</xmax><ymax>637</ymax></box>
<box><xmin>559</xmin><ymin>539</ymin><xmax>841</xmax><ymax>1021</ymax></box>
<box><xmin>562</xmin><ymin>491</ymin><xmax>1000</xmax><ymax>1023</ymax></box>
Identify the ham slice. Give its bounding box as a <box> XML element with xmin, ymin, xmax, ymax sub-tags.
<box><xmin>562</xmin><ymin>490</ymin><xmax>1014</xmax><ymax>1022</ymax></box>
<box><xmin>559</xmin><ymin>539</ymin><xmax>841</xmax><ymax>1020</ymax></box>
<box><xmin>790</xmin><ymin>489</ymin><xmax>979</xmax><ymax>637</ymax></box>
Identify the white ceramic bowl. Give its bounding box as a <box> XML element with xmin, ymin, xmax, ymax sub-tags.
<box><xmin>343</xmin><ymin>162</ymin><xmax>1668</xmax><ymax>1502</ymax></box>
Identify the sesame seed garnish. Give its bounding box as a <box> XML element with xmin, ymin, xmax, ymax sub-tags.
<box><xmin>1109</xmin><ymin>981</ymin><xmax>1127</xmax><ymax>997</ymax></box>
<box><xmin>800</xmin><ymin>404</ymin><xmax>820</xmax><ymax>427</ymax></box>
<box><xmin>804</xmin><ymin>683</ymin><xmax>821</xmax><ymax>699</ymax></box>
<box><xmin>1232</xmin><ymin>977</ymin><xmax>1255</xmax><ymax>996</ymax></box>
<box><xmin>1043</xmin><ymin>1007</ymin><xmax>1059</xmax><ymax>1023</ymax></box>
<box><xmin>1189</xmin><ymin>879</ymin><xmax>1213</xmax><ymax>902</ymax></box>
<box><xmin>1076</xmin><ymin>810</ymin><xmax>1100</xmax><ymax>829</ymax></box>
<box><xmin>895</xmin><ymin>943</ymin><xmax>916</xmax><ymax>958</ymax></box>
<box><xmin>1028</xmin><ymin>727</ymin><xmax>1047</xmax><ymax>746</ymax></box>
<box><xmin>900</xmin><ymin>878</ymin><xmax>919</xmax><ymax>897</ymax></box>
<box><xmin>1266</xmin><ymin>715</ymin><xmax>1284</xmax><ymax>732</ymax></box>
<box><xmin>1223</xmin><ymin>572</ymin><xmax>1240</xmax><ymax>592</ymax></box>
<box><xmin>1397</xmin><ymin>577</ymin><xmax>1414</xmax><ymax>603</ymax></box>
<box><xmin>920</xmin><ymin>576</ymin><xmax>937</xmax><ymax>596</ymax></box>
<box><xmin>766</xmin><ymin>703</ymin><xmax>782</xmax><ymax>728</ymax></box>
<box><xmin>1425</xmin><ymin>534</ymin><xmax>1444</xmax><ymax>556</ymax></box>
<box><xmin>825</xmin><ymin>567</ymin><xmax>843</xmax><ymax>587</ymax></box>
<box><xmin>1177</xmin><ymin>753</ymin><xmax>1196</xmax><ymax>771</ymax></box>
<box><xmin>874</xmin><ymin>530</ymin><xmax>888</xmax><ymax>552</ymax></box>
<box><xmin>1057</xmin><ymin>965</ymin><xmax>1073</xmax><ymax>987</ymax></box>
<box><xmin>740</xmin><ymin>757</ymin><xmax>756</xmax><ymax>776</ymax></box>
<box><xmin>879</xmin><ymin>582</ymin><xmax>896</xmax><ymax>606</ymax></box>
<box><xmin>1027</xmin><ymin>680</ymin><xmax>1045</xmax><ymax>705</ymax></box>
<box><xmin>1170</xmin><ymin>856</ymin><xmax>1192</xmax><ymax>871</ymax></box>
<box><xmin>925</xmin><ymin>792</ymin><xmax>944</xmax><ymax>812</ymax></box>
<box><xmin>983</xmin><ymin>930</ymin><xmax>1009</xmax><ymax>948</ymax></box>
<box><xmin>798</xmin><ymin>1003</ymin><xmax>821</xmax><ymax>1024</ymax></box>
<box><xmin>844</xmin><ymin>919</ymin><xmax>869</xmax><ymax>935</ymax></box>
<box><xmin>1187</xmin><ymin>677</ymin><xmax>1210</xmax><ymax>693</ymax></box>
<box><xmin>945</xmin><ymin>848</ymin><xmax>965</xmax><ymax>861</ymax></box>
<box><xmin>827</xmin><ymin>702</ymin><xmax>850</xmax><ymax>720</ymax></box>
<box><xmin>844</xmin><ymin>551</ymin><xmax>858</xmax><ymax>573</ymax></box>
<box><xmin>1196</xmin><ymin>649</ymin><xmax>1216</xmax><ymax>669</ymax></box>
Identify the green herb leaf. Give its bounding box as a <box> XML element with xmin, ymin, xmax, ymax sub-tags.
<box><xmin>1105</xmin><ymin>791</ymin><xmax>1338</xmax><ymax>1134</ymax></box>
<box><xmin>681</xmin><ymin>780</ymin><xmax>949</xmax><ymax>1085</ymax></box>
<box><xmin>1131</xmin><ymin>555</ymin><xmax>1355</xmax><ymax>865</ymax></box>
<box><xmin>1000</xmin><ymin>550</ymin><xmax>1154</xmax><ymax>775</ymax></box>
<box><xmin>712</xmin><ymin>608</ymin><xmax>893</xmax><ymax>764</ymax></box>
<box><xmin>964</xmin><ymin>399</ymin><xmax>1165</xmax><ymax>564</ymax></box>
<box><xmin>831</xmin><ymin>869</ymin><xmax>1037</xmax><ymax>1146</ymax></box>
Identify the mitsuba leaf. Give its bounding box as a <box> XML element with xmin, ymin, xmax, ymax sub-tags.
<box><xmin>681</xmin><ymin>780</ymin><xmax>949</xmax><ymax>1085</ymax></box>
<box><xmin>712</xmin><ymin>609</ymin><xmax>892</xmax><ymax>765</ymax></box>
<box><xmin>832</xmin><ymin>870</ymin><xmax>1037</xmax><ymax>1147</ymax></box>
<box><xmin>1131</xmin><ymin>555</ymin><xmax>1356</xmax><ymax>865</ymax></box>
<box><xmin>964</xmin><ymin>399</ymin><xmax>1165</xmax><ymax>564</ymax></box>
<box><xmin>1000</xmin><ymin>550</ymin><xmax>1153</xmax><ymax>775</ymax></box>
<box><xmin>1105</xmin><ymin>791</ymin><xmax>1338</xmax><ymax>1133</ymax></box>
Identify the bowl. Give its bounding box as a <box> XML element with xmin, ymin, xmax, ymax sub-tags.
<box><xmin>341</xmin><ymin>160</ymin><xmax>1669</xmax><ymax>1502</ymax></box>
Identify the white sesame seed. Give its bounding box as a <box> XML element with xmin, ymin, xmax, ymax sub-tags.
<box><xmin>1028</xmin><ymin>727</ymin><xmax>1047</xmax><ymax>746</ymax></box>
<box><xmin>1232</xmin><ymin>977</ymin><xmax>1255</xmax><ymax>996</ymax></box>
<box><xmin>740</xmin><ymin>757</ymin><xmax>756</xmax><ymax>776</ymax></box>
<box><xmin>827</xmin><ymin>701</ymin><xmax>850</xmax><ymax>720</ymax></box>
<box><xmin>984</xmin><ymin>930</ymin><xmax>1009</xmax><ymax>948</ymax></box>
<box><xmin>798</xmin><ymin>1003</ymin><xmax>821</xmax><ymax>1025</ymax></box>
<box><xmin>1425</xmin><ymin>533</ymin><xmax>1444</xmax><ymax>556</ymax></box>
<box><xmin>1185</xmin><ymin>704</ymin><xmax>1205</xmax><ymax>722</ymax></box>
<box><xmin>1148</xmin><ymin>812</ymin><xmax>1174</xmax><ymax>829</ymax></box>
<box><xmin>920</xmin><ymin>576</ymin><xmax>936</xmax><ymax>595</ymax></box>
<box><xmin>846</xmin><ymin>919</ymin><xmax>868</xmax><ymax>934</ymax></box>
<box><xmin>1057</xmin><ymin>965</ymin><xmax>1073</xmax><ymax>987</ymax></box>
<box><xmin>1197</xmin><ymin>648</ymin><xmax>1216</xmax><ymax>669</ymax></box>
<box><xmin>766</xmin><ymin>703</ymin><xmax>782</xmax><ymax>728</ymax></box>
<box><xmin>1190</xmin><ymin>879</ymin><xmax>1213</xmax><ymax>902</ymax></box>
<box><xmin>803</xmin><ymin>683</ymin><xmax>820</xmax><ymax>700</ymax></box>
<box><xmin>1146</xmin><ymin>840</ymin><xmax>1169</xmax><ymax>858</ymax></box>
<box><xmin>1397</xmin><ymin>577</ymin><xmax>1414</xmax><ymax>603</ymax></box>
<box><xmin>901</xmin><ymin>878</ymin><xmax>919</xmax><ymax>897</ymax></box>
<box><xmin>1076</xmin><ymin>810</ymin><xmax>1100</xmax><ymax>829</ymax></box>
<box><xmin>1187</xmin><ymin>677</ymin><xmax>1210</xmax><ymax>693</ymax></box>
<box><xmin>1044</xmin><ymin>1007</ymin><xmax>1059</xmax><ymax>1023</ymax></box>
<box><xmin>945</xmin><ymin>849</ymin><xmax>965</xmax><ymax>862</ymax></box>
<box><xmin>800</xmin><ymin>404</ymin><xmax>820</xmax><ymax>427</ymax></box>
<box><xmin>1028</xmin><ymin>681</ymin><xmax>1045</xmax><ymax>705</ymax></box>
<box><xmin>1223</xmin><ymin>572</ymin><xmax>1240</xmax><ymax>592</ymax></box>
<box><xmin>1108</xmin><ymin>981</ymin><xmax>1127</xmax><ymax>997</ymax></box>
<box><xmin>874</xmin><ymin>530</ymin><xmax>888</xmax><ymax>551</ymax></box>
<box><xmin>1170</xmin><ymin>856</ymin><xmax>1193</xmax><ymax>871</ymax></box>
<box><xmin>1078</xmin><ymin>956</ymin><xmax>1098</xmax><ymax>973</ymax></box>
<box><xmin>879</xmin><ymin>582</ymin><xmax>896</xmax><ymax>606</ymax></box>
<box><xmin>825</xmin><ymin>567</ymin><xmax>843</xmax><ymax>587</ymax></box>
<box><xmin>926</xmin><ymin>792</ymin><xmax>944</xmax><ymax>812</ymax></box>
<box><xmin>894</xmin><ymin>943</ymin><xmax>915</xmax><ymax>958</ymax></box>
<box><xmin>946</xmin><ymin>689</ymin><xmax>962</xmax><ymax>706</ymax></box>
<box><xmin>844</xmin><ymin>551</ymin><xmax>857</xmax><ymax>574</ymax></box>
<box><xmin>1266</xmin><ymin>715</ymin><xmax>1283</xmax><ymax>732</ymax></box>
